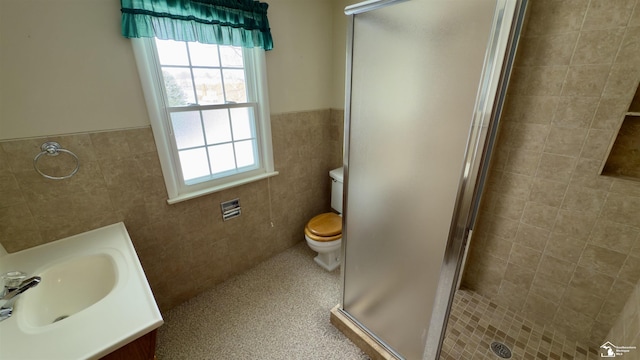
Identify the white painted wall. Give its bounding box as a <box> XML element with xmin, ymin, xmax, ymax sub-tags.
<box><xmin>331</xmin><ymin>0</ymin><xmax>359</xmax><ymax>110</ymax></box>
<box><xmin>0</xmin><ymin>0</ymin><xmax>339</xmax><ymax>140</ymax></box>
<box><xmin>266</xmin><ymin>0</ymin><xmax>334</xmax><ymax>114</ymax></box>
<box><xmin>0</xmin><ymin>0</ymin><xmax>149</xmax><ymax>140</ymax></box>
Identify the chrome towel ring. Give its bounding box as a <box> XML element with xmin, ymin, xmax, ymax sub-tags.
<box><xmin>33</xmin><ymin>141</ymin><xmax>80</xmax><ymax>180</ymax></box>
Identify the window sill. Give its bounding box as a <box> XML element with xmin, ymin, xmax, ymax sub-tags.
<box><xmin>166</xmin><ymin>171</ymin><xmax>279</xmax><ymax>204</ymax></box>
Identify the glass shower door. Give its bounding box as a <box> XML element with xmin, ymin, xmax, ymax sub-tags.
<box><xmin>341</xmin><ymin>0</ymin><xmax>521</xmax><ymax>358</ymax></box>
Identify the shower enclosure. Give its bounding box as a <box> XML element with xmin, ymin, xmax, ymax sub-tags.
<box><xmin>337</xmin><ymin>0</ymin><xmax>527</xmax><ymax>358</ymax></box>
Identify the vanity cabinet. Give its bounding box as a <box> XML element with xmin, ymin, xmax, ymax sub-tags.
<box><xmin>100</xmin><ymin>329</ymin><xmax>157</xmax><ymax>360</ymax></box>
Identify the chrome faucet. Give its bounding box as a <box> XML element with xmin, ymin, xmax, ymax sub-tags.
<box><xmin>0</xmin><ymin>276</ymin><xmax>41</xmax><ymax>322</ymax></box>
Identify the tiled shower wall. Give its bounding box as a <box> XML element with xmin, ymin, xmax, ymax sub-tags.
<box><xmin>606</xmin><ymin>278</ymin><xmax>640</xmax><ymax>357</ymax></box>
<box><xmin>0</xmin><ymin>109</ymin><xmax>343</xmax><ymax>311</ymax></box>
<box><xmin>462</xmin><ymin>0</ymin><xmax>640</xmax><ymax>346</ymax></box>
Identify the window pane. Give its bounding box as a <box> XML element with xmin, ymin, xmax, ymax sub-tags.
<box><xmin>208</xmin><ymin>144</ymin><xmax>236</xmax><ymax>174</ymax></box>
<box><xmin>179</xmin><ymin>148</ymin><xmax>210</xmax><ymax>181</ymax></box>
<box><xmin>155</xmin><ymin>39</ymin><xmax>189</xmax><ymax>66</ymax></box>
<box><xmin>223</xmin><ymin>69</ymin><xmax>247</xmax><ymax>103</ymax></box>
<box><xmin>219</xmin><ymin>46</ymin><xmax>244</xmax><ymax>67</ymax></box>
<box><xmin>235</xmin><ymin>140</ymin><xmax>256</xmax><ymax>168</ymax></box>
<box><xmin>203</xmin><ymin>109</ymin><xmax>232</xmax><ymax>144</ymax></box>
<box><xmin>171</xmin><ymin>111</ymin><xmax>205</xmax><ymax>149</ymax></box>
<box><xmin>188</xmin><ymin>42</ymin><xmax>220</xmax><ymax>67</ymax></box>
<box><xmin>192</xmin><ymin>68</ymin><xmax>224</xmax><ymax>105</ymax></box>
<box><xmin>162</xmin><ymin>67</ymin><xmax>195</xmax><ymax>106</ymax></box>
<box><xmin>230</xmin><ymin>107</ymin><xmax>254</xmax><ymax>140</ymax></box>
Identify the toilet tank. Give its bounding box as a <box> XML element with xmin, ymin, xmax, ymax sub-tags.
<box><xmin>329</xmin><ymin>167</ymin><xmax>344</xmax><ymax>213</ymax></box>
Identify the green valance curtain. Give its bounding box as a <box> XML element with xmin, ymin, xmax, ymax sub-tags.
<box><xmin>121</xmin><ymin>0</ymin><xmax>273</xmax><ymax>50</ymax></box>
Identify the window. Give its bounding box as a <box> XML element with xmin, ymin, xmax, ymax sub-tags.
<box><xmin>132</xmin><ymin>38</ymin><xmax>277</xmax><ymax>204</ymax></box>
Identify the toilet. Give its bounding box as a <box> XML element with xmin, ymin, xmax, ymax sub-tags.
<box><xmin>304</xmin><ymin>167</ymin><xmax>344</xmax><ymax>271</ymax></box>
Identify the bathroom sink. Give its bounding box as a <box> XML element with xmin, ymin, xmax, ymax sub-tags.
<box><xmin>0</xmin><ymin>223</ymin><xmax>163</xmax><ymax>360</ymax></box>
<box><xmin>19</xmin><ymin>253</ymin><xmax>117</xmax><ymax>327</ymax></box>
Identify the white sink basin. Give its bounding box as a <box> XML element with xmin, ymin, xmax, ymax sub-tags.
<box><xmin>0</xmin><ymin>223</ymin><xmax>163</xmax><ymax>360</ymax></box>
<box><xmin>20</xmin><ymin>254</ymin><xmax>118</xmax><ymax>327</ymax></box>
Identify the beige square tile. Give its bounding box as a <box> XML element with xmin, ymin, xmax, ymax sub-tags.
<box><xmin>0</xmin><ymin>203</ymin><xmax>42</xmax><ymax>252</ymax></box>
<box><xmin>523</xmin><ymin>293</ymin><xmax>559</xmax><ymax>324</ymax></box>
<box><xmin>508</xmin><ymin>123</ymin><xmax>550</xmax><ymax>152</ymax></box>
<box><xmin>570</xmin><ymin>158</ymin><xmax>612</xmax><ymax>191</ymax></box>
<box><xmin>497</xmin><ymin>279</ymin><xmax>530</xmax><ymax>311</ymax></box>
<box><xmin>572</xmin><ymin>29</ymin><xmax>625</xmax><ymax>65</ymax></box>
<box><xmin>615</xmin><ymin>26</ymin><xmax>640</xmax><ymax>65</ymax></box>
<box><xmin>552</xmin><ymin>306</ymin><xmax>594</xmax><ymax>340</ymax></box>
<box><xmin>601</xmin><ymin>192</ymin><xmax>640</xmax><ymax>228</ymax></box>
<box><xmin>98</xmin><ymin>158</ymin><xmax>140</xmax><ymax>188</ymax></box>
<box><xmin>560</xmin><ymin>185</ymin><xmax>608</xmax><ymax>213</ymax></box>
<box><xmin>491</xmin><ymin>147</ymin><xmax>509</xmax><ymax>171</ymax></box>
<box><xmin>609</xmin><ymin>178</ymin><xmax>640</xmax><ymax>197</ymax></box>
<box><xmin>0</xmin><ymin>173</ymin><xmax>25</xmax><ymax>208</ymax></box>
<box><xmin>90</xmin><ymin>131</ymin><xmax>132</xmax><ymax>160</ymax></box>
<box><xmin>124</xmin><ymin>127</ymin><xmax>157</xmax><ymax>155</ymax></box>
<box><xmin>0</xmin><ymin>146</ymin><xmax>10</xmax><ymax>174</ymax></box>
<box><xmin>618</xmin><ymin>255</ymin><xmax>640</xmax><ymax>283</ymax></box>
<box><xmin>477</xmin><ymin>233</ymin><xmax>515</xmax><ymax>260</ymax></box>
<box><xmin>528</xmin><ymin>178</ymin><xmax>568</xmax><ymax>207</ymax></box>
<box><xmin>578</xmin><ymin>244</ymin><xmax>628</xmax><ymax>277</ymax></box>
<box><xmin>544</xmin><ymin>126</ymin><xmax>588</xmax><ymax>157</ymax></box>
<box><xmin>504</xmin><ymin>67</ymin><xmax>530</xmax><ymax>95</ymax></box>
<box><xmin>562</xmin><ymin>65</ymin><xmax>611</xmax><ymax>97</ymax></box>
<box><xmin>582</xmin><ymin>0</ymin><xmax>637</xmax><ymax>30</ymax></box>
<box><xmin>501</xmin><ymin>172</ymin><xmax>534</xmax><ymax>200</ymax></box>
<box><xmin>553</xmin><ymin>96</ymin><xmax>599</xmax><ymax>129</ymax></box>
<box><xmin>545</xmin><ymin>234</ymin><xmax>587</xmax><ymax>264</ymax></box>
<box><xmin>526</xmin><ymin>66</ymin><xmax>569</xmax><ymax>96</ymax></box>
<box><xmin>521</xmin><ymin>33</ymin><xmax>580</xmax><ymax>66</ymax></box>
<box><xmin>515</xmin><ymin>223</ymin><xmax>551</xmax><ymax>251</ymax></box>
<box><xmin>539</xmin><ymin>254</ymin><xmax>578</xmax><ymax>284</ymax></box>
<box><xmin>494</xmin><ymin>195</ymin><xmax>527</xmax><ymax>221</ymax></box>
<box><xmin>631</xmin><ymin>4</ymin><xmax>640</xmax><ymax>26</ymax></box>
<box><xmin>536</xmin><ymin>153</ymin><xmax>577</xmax><ymax>183</ymax></box>
<box><xmin>509</xmin><ymin>243</ymin><xmax>542</xmax><ymax>271</ymax></box>
<box><xmin>553</xmin><ymin>210</ymin><xmax>598</xmax><ymax>241</ymax></box>
<box><xmin>2</xmin><ymin>138</ymin><xmax>50</xmax><ymax>172</ymax></box>
<box><xmin>561</xmin><ymin>286</ymin><xmax>605</xmax><ymax>319</ymax></box>
<box><xmin>504</xmin><ymin>262</ymin><xmax>536</xmax><ymax>289</ymax></box>
<box><xmin>529</xmin><ymin>272</ymin><xmax>567</xmax><ymax>304</ymax></box>
<box><xmin>501</xmin><ymin>96</ymin><xmax>559</xmax><ymax>124</ymax></box>
<box><xmin>603</xmin><ymin>63</ymin><xmax>640</xmax><ymax>98</ymax></box>
<box><xmin>589</xmin><ymin>219</ymin><xmax>639</xmax><ymax>254</ymax></box>
<box><xmin>581</xmin><ymin>129</ymin><xmax>615</xmax><ymax>160</ymax></box>
<box><xmin>522</xmin><ymin>202</ymin><xmax>559</xmax><ymax>229</ymax></box>
<box><xmin>506</xmin><ymin>149</ymin><xmax>541</xmax><ymax>176</ymax></box>
<box><xmin>592</xmin><ymin>97</ymin><xmax>632</xmax><ymax>130</ymax></box>
<box><xmin>464</xmin><ymin>254</ymin><xmax>507</xmax><ymax>295</ymax></box>
<box><xmin>598</xmin><ymin>279</ymin><xmax>635</xmax><ymax>322</ymax></box>
<box><xmin>525</xmin><ymin>0</ymin><xmax>589</xmax><ymax>36</ymax></box>
<box><xmin>570</xmin><ymin>265</ymin><xmax>615</xmax><ymax>295</ymax></box>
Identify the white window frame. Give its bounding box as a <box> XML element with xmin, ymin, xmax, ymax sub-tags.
<box><xmin>131</xmin><ymin>38</ymin><xmax>278</xmax><ymax>204</ymax></box>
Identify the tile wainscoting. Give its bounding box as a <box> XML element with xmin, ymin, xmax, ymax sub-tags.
<box><xmin>0</xmin><ymin>109</ymin><xmax>343</xmax><ymax>311</ymax></box>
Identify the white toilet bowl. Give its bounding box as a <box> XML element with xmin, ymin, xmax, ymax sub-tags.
<box><xmin>304</xmin><ymin>212</ymin><xmax>342</xmax><ymax>271</ymax></box>
<box><xmin>305</xmin><ymin>235</ymin><xmax>341</xmax><ymax>271</ymax></box>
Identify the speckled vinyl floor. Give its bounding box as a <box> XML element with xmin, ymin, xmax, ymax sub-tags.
<box><xmin>155</xmin><ymin>242</ymin><xmax>368</xmax><ymax>360</ymax></box>
<box><xmin>156</xmin><ymin>242</ymin><xmax>599</xmax><ymax>360</ymax></box>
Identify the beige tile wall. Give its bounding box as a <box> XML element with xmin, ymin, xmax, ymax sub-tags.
<box><xmin>0</xmin><ymin>109</ymin><xmax>343</xmax><ymax>311</ymax></box>
<box><xmin>462</xmin><ymin>0</ymin><xmax>640</xmax><ymax>347</ymax></box>
<box><xmin>606</xmin><ymin>279</ymin><xmax>640</xmax><ymax>359</ymax></box>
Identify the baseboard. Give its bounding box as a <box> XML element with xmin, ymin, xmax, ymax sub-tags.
<box><xmin>329</xmin><ymin>304</ymin><xmax>400</xmax><ymax>360</ymax></box>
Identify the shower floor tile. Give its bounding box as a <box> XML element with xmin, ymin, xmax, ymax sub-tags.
<box><xmin>440</xmin><ymin>289</ymin><xmax>599</xmax><ymax>360</ymax></box>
